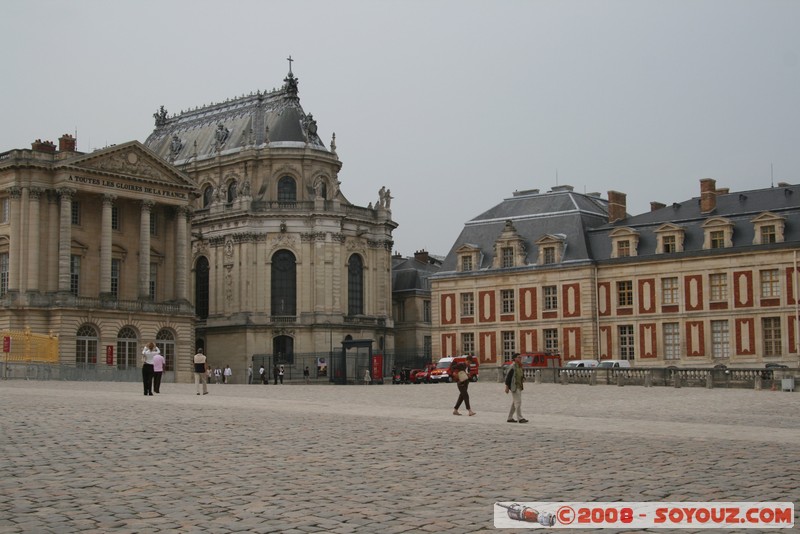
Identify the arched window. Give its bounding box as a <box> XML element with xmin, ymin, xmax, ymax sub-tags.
<box><xmin>76</xmin><ymin>324</ymin><xmax>98</xmax><ymax>366</ymax></box>
<box><xmin>156</xmin><ymin>329</ymin><xmax>176</xmax><ymax>371</ymax></box>
<box><xmin>116</xmin><ymin>326</ymin><xmax>138</xmax><ymax>370</ymax></box>
<box><xmin>227</xmin><ymin>181</ymin><xmax>237</xmax><ymax>203</ymax></box>
<box><xmin>273</xmin><ymin>335</ymin><xmax>294</xmax><ymax>365</ymax></box>
<box><xmin>278</xmin><ymin>176</ymin><xmax>296</xmax><ymax>203</ymax></box>
<box><xmin>348</xmin><ymin>254</ymin><xmax>364</xmax><ymax>316</ymax></box>
<box><xmin>202</xmin><ymin>185</ymin><xmax>214</xmax><ymax>208</ymax></box>
<box><xmin>195</xmin><ymin>256</ymin><xmax>209</xmax><ymax>319</ymax></box>
<box><xmin>271</xmin><ymin>250</ymin><xmax>296</xmax><ymax>316</ymax></box>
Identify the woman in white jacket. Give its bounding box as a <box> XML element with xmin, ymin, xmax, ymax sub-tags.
<box><xmin>141</xmin><ymin>342</ymin><xmax>160</xmax><ymax>396</ymax></box>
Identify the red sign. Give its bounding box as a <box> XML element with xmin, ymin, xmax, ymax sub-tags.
<box><xmin>371</xmin><ymin>354</ymin><xmax>384</xmax><ymax>382</ymax></box>
<box><xmin>3</xmin><ymin>336</ymin><xmax>10</xmax><ymax>353</ymax></box>
<box><xmin>106</xmin><ymin>345</ymin><xmax>114</xmax><ymax>365</ymax></box>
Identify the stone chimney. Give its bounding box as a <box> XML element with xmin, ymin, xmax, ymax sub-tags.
<box><xmin>59</xmin><ymin>134</ymin><xmax>77</xmax><ymax>152</ymax></box>
<box><xmin>650</xmin><ymin>201</ymin><xmax>666</xmax><ymax>212</ymax></box>
<box><xmin>607</xmin><ymin>190</ymin><xmax>627</xmax><ymax>223</ymax></box>
<box><xmin>700</xmin><ymin>178</ymin><xmax>717</xmax><ymax>213</ymax></box>
<box><xmin>414</xmin><ymin>250</ymin><xmax>430</xmax><ymax>263</ymax></box>
<box><xmin>31</xmin><ymin>139</ymin><xmax>56</xmax><ymax>153</ymax></box>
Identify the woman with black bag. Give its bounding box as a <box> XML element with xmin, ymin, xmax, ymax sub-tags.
<box><xmin>452</xmin><ymin>359</ymin><xmax>476</xmax><ymax>416</ymax></box>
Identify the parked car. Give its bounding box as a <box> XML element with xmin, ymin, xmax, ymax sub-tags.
<box><xmin>563</xmin><ymin>359</ymin><xmax>599</xmax><ymax>369</ymax></box>
<box><xmin>597</xmin><ymin>360</ymin><xmax>631</xmax><ymax>369</ymax></box>
<box><xmin>412</xmin><ymin>363</ymin><xmax>436</xmax><ymax>384</ymax></box>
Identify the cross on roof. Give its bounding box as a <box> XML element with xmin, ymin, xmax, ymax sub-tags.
<box><xmin>287</xmin><ymin>55</ymin><xmax>294</xmax><ymax>74</ymax></box>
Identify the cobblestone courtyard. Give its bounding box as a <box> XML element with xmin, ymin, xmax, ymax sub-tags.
<box><xmin>1</xmin><ymin>380</ymin><xmax>797</xmax><ymax>533</ymax></box>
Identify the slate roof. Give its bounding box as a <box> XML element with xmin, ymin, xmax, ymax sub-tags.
<box><xmin>143</xmin><ymin>71</ymin><xmax>328</xmax><ymax>164</ymax></box>
<box><xmin>439</xmin><ymin>186</ymin><xmax>610</xmax><ymax>273</ymax></box>
<box><xmin>392</xmin><ymin>255</ymin><xmax>443</xmax><ymax>293</ymax></box>
<box><xmin>587</xmin><ymin>183</ymin><xmax>800</xmax><ymax>261</ymax></box>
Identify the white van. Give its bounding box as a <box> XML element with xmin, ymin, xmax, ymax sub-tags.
<box><xmin>563</xmin><ymin>359</ymin><xmax>599</xmax><ymax>369</ymax></box>
<box><xmin>597</xmin><ymin>360</ymin><xmax>631</xmax><ymax>369</ymax></box>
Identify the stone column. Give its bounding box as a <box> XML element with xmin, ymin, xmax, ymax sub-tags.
<box><xmin>139</xmin><ymin>200</ymin><xmax>154</xmax><ymax>299</ymax></box>
<box><xmin>26</xmin><ymin>187</ymin><xmax>43</xmax><ymax>291</ymax></box>
<box><xmin>175</xmin><ymin>206</ymin><xmax>189</xmax><ymax>301</ymax></box>
<box><xmin>8</xmin><ymin>187</ymin><xmax>22</xmax><ymax>292</ymax></box>
<box><xmin>57</xmin><ymin>188</ymin><xmax>75</xmax><ymax>292</ymax></box>
<box><xmin>100</xmin><ymin>194</ymin><xmax>116</xmax><ymax>295</ymax></box>
<box><xmin>47</xmin><ymin>191</ymin><xmax>59</xmax><ymax>291</ymax></box>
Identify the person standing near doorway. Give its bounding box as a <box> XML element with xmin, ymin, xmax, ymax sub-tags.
<box><xmin>504</xmin><ymin>353</ymin><xmax>528</xmax><ymax>423</ymax></box>
<box><xmin>141</xmin><ymin>342</ymin><xmax>159</xmax><ymax>396</ymax></box>
<box><xmin>224</xmin><ymin>365</ymin><xmax>232</xmax><ymax>384</ymax></box>
<box><xmin>303</xmin><ymin>366</ymin><xmax>310</xmax><ymax>384</ymax></box>
<box><xmin>152</xmin><ymin>349</ymin><xmax>166</xmax><ymax>394</ymax></box>
<box><xmin>193</xmin><ymin>348</ymin><xmax>208</xmax><ymax>395</ymax></box>
<box><xmin>278</xmin><ymin>365</ymin><xmax>285</xmax><ymax>384</ymax></box>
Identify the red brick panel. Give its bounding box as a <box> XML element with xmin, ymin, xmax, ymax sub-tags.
<box><xmin>478</xmin><ymin>290</ymin><xmax>496</xmax><ymax>323</ymax></box>
<box><xmin>441</xmin><ymin>333</ymin><xmax>456</xmax><ymax>356</ymax></box>
<box><xmin>440</xmin><ymin>294</ymin><xmax>456</xmax><ymax>325</ymax></box>
<box><xmin>790</xmin><ymin>316</ymin><xmax>798</xmax><ymax>354</ymax></box>
<box><xmin>787</xmin><ymin>267</ymin><xmax>798</xmax><ymax>306</ymax></box>
<box><xmin>519</xmin><ymin>287</ymin><xmax>537</xmax><ymax>321</ymax></box>
<box><xmin>562</xmin><ymin>283</ymin><xmax>581</xmax><ymax>318</ymax></box>
<box><xmin>684</xmin><ymin>274</ymin><xmax>704</xmax><ymax>312</ymax></box>
<box><xmin>598</xmin><ymin>282</ymin><xmax>611</xmax><ymax>317</ymax></box>
<box><xmin>520</xmin><ymin>329</ymin><xmax>538</xmax><ymax>353</ymax></box>
<box><xmin>733</xmin><ymin>271</ymin><xmax>754</xmax><ymax>308</ymax></box>
<box><xmin>735</xmin><ymin>317</ymin><xmax>755</xmax><ymax>355</ymax></box>
<box><xmin>478</xmin><ymin>331</ymin><xmax>497</xmax><ymax>364</ymax></box>
<box><xmin>638</xmin><ymin>323</ymin><xmax>658</xmax><ymax>358</ymax></box>
<box><xmin>638</xmin><ymin>278</ymin><xmax>656</xmax><ymax>314</ymax></box>
<box><xmin>599</xmin><ymin>325</ymin><xmax>612</xmax><ymax>359</ymax></box>
<box><xmin>685</xmin><ymin>320</ymin><xmax>705</xmax><ymax>356</ymax></box>
<box><xmin>562</xmin><ymin>327</ymin><xmax>581</xmax><ymax>359</ymax></box>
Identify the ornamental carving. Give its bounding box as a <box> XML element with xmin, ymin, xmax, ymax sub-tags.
<box><xmin>84</xmin><ymin>153</ymin><xmax>161</xmax><ymax>180</ymax></box>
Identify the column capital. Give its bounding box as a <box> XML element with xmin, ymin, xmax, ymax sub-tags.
<box><xmin>57</xmin><ymin>187</ymin><xmax>77</xmax><ymax>199</ymax></box>
<box><xmin>28</xmin><ymin>186</ymin><xmax>45</xmax><ymax>200</ymax></box>
<box><xmin>8</xmin><ymin>186</ymin><xmax>22</xmax><ymax>199</ymax></box>
<box><xmin>103</xmin><ymin>193</ymin><xmax>117</xmax><ymax>205</ymax></box>
<box><xmin>141</xmin><ymin>199</ymin><xmax>155</xmax><ymax>211</ymax></box>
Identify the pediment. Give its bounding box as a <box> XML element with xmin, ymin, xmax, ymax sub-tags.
<box><xmin>750</xmin><ymin>211</ymin><xmax>785</xmax><ymax>224</ymax></box>
<box><xmin>456</xmin><ymin>244</ymin><xmax>480</xmax><ymax>254</ymax></box>
<box><xmin>702</xmin><ymin>216</ymin><xmax>732</xmax><ymax>229</ymax></box>
<box><xmin>655</xmin><ymin>223</ymin><xmax>685</xmax><ymax>233</ymax></box>
<box><xmin>57</xmin><ymin>141</ymin><xmax>197</xmax><ymax>192</ymax></box>
<box><xmin>536</xmin><ymin>233</ymin><xmax>566</xmax><ymax>245</ymax></box>
<box><xmin>609</xmin><ymin>226</ymin><xmax>639</xmax><ymax>238</ymax></box>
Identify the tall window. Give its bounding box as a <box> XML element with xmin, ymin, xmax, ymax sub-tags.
<box><xmin>760</xmin><ymin>225</ymin><xmax>776</xmax><ymax>244</ymax></box>
<box><xmin>461</xmin><ymin>255</ymin><xmax>473</xmax><ymax>272</ymax></box>
<box><xmin>423</xmin><ymin>300</ymin><xmax>431</xmax><ymax>323</ymax></box>
<box><xmin>662</xmin><ymin>235</ymin><xmax>676</xmax><ymax>253</ymax></box>
<box><xmin>227</xmin><ymin>181</ymin><xmax>237</xmax><ymax>203</ymax></box>
<box><xmin>617</xmin><ymin>240</ymin><xmax>631</xmax><ymax>257</ymax></box>
<box><xmin>149</xmin><ymin>263</ymin><xmax>157</xmax><ymax>300</ymax></box>
<box><xmin>760</xmin><ymin>269</ymin><xmax>780</xmax><ymax>298</ymax></box>
<box><xmin>618</xmin><ymin>325</ymin><xmax>635</xmax><ymax>360</ymax></box>
<box><xmin>501</xmin><ymin>247</ymin><xmax>514</xmax><ymax>268</ymax></box>
<box><xmin>347</xmin><ymin>254</ymin><xmax>364</xmax><ymax>315</ymax></box>
<box><xmin>278</xmin><ymin>176</ymin><xmax>297</xmax><ymax>203</ymax></box>
<box><xmin>156</xmin><ymin>329</ymin><xmax>175</xmax><ymax>371</ymax></box>
<box><xmin>272</xmin><ymin>250</ymin><xmax>297</xmax><ymax>316</ymax></box>
<box><xmin>203</xmin><ymin>185</ymin><xmax>214</xmax><ymax>207</ymax></box>
<box><xmin>711</xmin><ymin>320</ymin><xmax>730</xmax><ymax>359</ymax></box>
<box><xmin>542</xmin><ymin>246</ymin><xmax>556</xmax><ymax>265</ymax></box>
<box><xmin>75</xmin><ymin>325</ymin><xmax>98</xmax><ymax>366</ymax></box>
<box><xmin>195</xmin><ymin>256</ymin><xmax>209</xmax><ymax>319</ymax></box>
<box><xmin>0</xmin><ymin>252</ymin><xmax>8</xmax><ymax>296</ymax></box>
<box><xmin>116</xmin><ymin>326</ymin><xmax>138</xmax><ymax>370</ymax></box>
<box><xmin>150</xmin><ymin>211</ymin><xmax>158</xmax><ymax>236</ymax></box>
<box><xmin>461</xmin><ymin>332</ymin><xmax>474</xmax><ymax>355</ymax></box>
<box><xmin>502</xmin><ymin>331</ymin><xmax>516</xmax><ymax>358</ymax></box>
<box><xmin>111</xmin><ymin>206</ymin><xmax>120</xmax><ymax>230</ymax></box>
<box><xmin>710</xmin><ymin>230</ymin><xmax>725</xmax><ymax>249</ymax></box>
<box><xmin>111</xmin><ymin>259</ymin><xmax>120</xmax><ymax>298</ymax></box>
<box><xmin>71</xmin><ymin>200</ymin><xmax>81</xmax><ymax>226</ymax></box>
<box><xmin>460</xmin><ymin>292</ymin><xmax>474</xmax><ymax>317</ymax></box>
<box><xmin>543</xmin><ymin>285</ymin><xmax>558</xmax><ymax>311</ymax></box>
<box><xmin>661</xmin><ymin>277</ymin><xmax>679</xmax><ymax>305</ymax></box>
<box><xmin>663</xmin><ymin>322</ymin><xmax>680</xmax><ymax>360</ymax></box>
<box><xmin>424</xmin><ymin>336</ymin><xmax>432</xmax><ymax>359</ymax></box>
<box><xmin>544</xmin><ymin>328</ymin><xmax>559</xmax><ymax>353</ymax></box>
<box><xmin>501</xmin><ymin>289</ymin><xmax>515</xmax><ymax>314</ymax></box>
<box><xmin>762</xmin><ymin>317</ymin><xmax>781</xmax><ymax>357</ymax></box>
<box><xmin>617</xmin><ymin>280</ymin><xmax>633</xmax><ymax>307</ymax></box>
<box><xmin>709</xmin><ymin>273</ymin><xmax>728</xmax><ymax>301</ymax></box>
<box><xmin>70</xmin><ymin>255</ymin><xmax>80</xmax><ymax>296</ymax></box>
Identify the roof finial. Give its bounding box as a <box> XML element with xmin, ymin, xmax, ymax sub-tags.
<box><xmin>287</xmin><ymin>55</ymin><xmax>294</xmax><ymax>75</ymax></box>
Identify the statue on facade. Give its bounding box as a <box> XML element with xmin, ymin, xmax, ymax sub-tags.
<box><xmin>170</xmin><ymin>135</ymin><xmax>183</xmax><ymax>156</ymax></box>
<box><xmin>153</xmin><ymin>106</ymin><xmax>168</xmax><ymax>127</ymax></box>
<box><xmin>215</xmin><ymin>123</ymin><xmax>230</xmax><ymax>146</ymax></box>
<box><xmin>384</xmin><ymin>188</ymin><xmax>393</xmax><ymax>209</ymax></box>
<box><xmin>378</xmin><ymin>186</ymin><xmax>386</xmax><ymax>208</ymax></box>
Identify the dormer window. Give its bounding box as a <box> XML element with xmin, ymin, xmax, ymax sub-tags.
<box><xmin>609</xmin><ymin>227</ymin><xmax>639</xmax><ymax>258</ymax></box>
<box><xmin>536</xmin><ymin>234</ymin><xmax>566</xmax><ymax>266</ymax></box>
<box><xmin>492</xmin><ymin>220</ymin><xmax>526</xmax><ymax>269</ymax></box>
<box><xmin>456</xmin><ymin>244</ymin><xmax>480</xmax><ymax>272</ymax></box>
<box><xmin>702</xmin><ymin>217</ymin><xmax>733</xmax><ymax>250</ymax></box>
<box><xmin>751</xmin><ymin>212</ymin><xmax>785</xmax><ymax>245</ymax></box>
<box><xmin>655</xmin><ymin>223</ymin><xmax>685</xmax><ymax>254</ymax></box>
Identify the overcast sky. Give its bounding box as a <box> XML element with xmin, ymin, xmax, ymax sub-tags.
<box><xmin>3</xmin><ymin>0</ymin><xmax>798</xmax><ymax>257</ymax></box>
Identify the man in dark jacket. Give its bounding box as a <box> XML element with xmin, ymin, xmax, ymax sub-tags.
<box><xmin>504</xmin><ymin>353</ymin><xmax>528</xmax><ymax>423</ymax></box>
